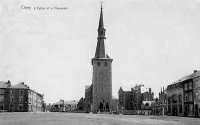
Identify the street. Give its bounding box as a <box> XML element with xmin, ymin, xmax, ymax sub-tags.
<box><xmin>0</xmin><ymin>112</ymin><xmax>199</xmax><ymax>125</ymax></box>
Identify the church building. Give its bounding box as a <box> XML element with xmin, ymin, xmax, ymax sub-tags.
<box><xmin>91</xmin><ymin>4</ymin><xmax>113</xmax><ymax>113</ymax></box>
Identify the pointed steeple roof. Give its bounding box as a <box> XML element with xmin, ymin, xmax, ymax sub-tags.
<box><xmin>92</xmin><ymin>3</ymin><xmax>112</xmax><ymax>62</ymax></box>
<box><xmin>98</xmin><ymin>4</ymin><xmax>104</xmax><ymax>30</ymax></box>
<box><xmin>95</xmin><ymin>39</ymin><xmax>105</xmax><ymax>58</ymax></box>
<box><xmin>94</xmin><ymin>4</ymin><xmax>106</xmax><ymax>58</ymax></box>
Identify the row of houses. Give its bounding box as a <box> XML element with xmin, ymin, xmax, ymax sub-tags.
<box><xmin>117</xmin><ymin>70</ymin><xmax>200</xmax><ymax>117</ymax></box>
<box><xmin>166</xmin><ymin>70</ymin><xmax>200</xmax><ymax>117</ymax></box>
<box><xmin>0</xmin><ymin>81</ymin><xmax>44</xmax><ymax>112</ymax></box>
<box><xmin>118</xmin><ymin>84</ymin><xmax>154</xmax><ymax>115</ymax></box>
<box><xmin>48</xmin><ymin>99</ymin><xmax>78</xmax><ymax>112</ymax></box>
<box><xmin>76</xmin><ymin>70</ymin><xmax>200</xmax><ymax>118</ymax></box>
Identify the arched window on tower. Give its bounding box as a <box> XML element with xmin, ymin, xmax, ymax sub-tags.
<box><xmin>101</xmin><ymin>31</ymin><xmax>104</xmax><ymax>36</ymax></box>
<box><xmin>104</xmin><ymin>62</ymin><xmax>107</xmax><ymax>67</ymax></box>
<box><xmin>97</xmin><ymin>62</ymin><xmax>100</xmax><ymax>66</ymax></box>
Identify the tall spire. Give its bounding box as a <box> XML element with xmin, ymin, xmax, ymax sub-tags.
<box><xmin>94</xmin><ymin>3</ymin><xmax>106</xmax><ymax>58</ymax></box>
<box><xmin>98</xmin><ymin>2</ymin><xmax>104</xmax><ymax>30</ymax></box>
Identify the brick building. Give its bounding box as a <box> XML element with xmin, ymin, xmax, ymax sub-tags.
<box><xmin>166</xmin><ymin>82</ymin><xmax>184</xmax><ymax>116</ymax></box>
<box><xmin>167</xmin><ymin>70</ymin><xmax>200</xmax><ymax>117</ymax></box>
<box><xmin>152</xmin><ymin>87</ymin><xmax>167</xmax><ymax>115</ymax></box>
<box><xmin>118</xmin><ymin>84</ymin><xmax>154</xmax><ymax>114</ymax></box>
<box><xmin>158</xmin><ymin>87</ymin><xmax>167</xmax><ymax>115</ymax></box>
<box><xmin>0</xmin><ymin>81</ymin><xmax>44</xmax><ymax>112</ymax></box>
<box><xmin>84</xmin><ymin>85</ymin><xmax>92</xmax><ymax>112</ymax></box>
<box><xmin>0</xmin><ymin>81</ymin><xmax>11</xmax><ymax>111</ymax></box>
<box><xmin>51</xmin><ymin>100</ymin><xmax>78</xmax><ymax>112</ymax></box>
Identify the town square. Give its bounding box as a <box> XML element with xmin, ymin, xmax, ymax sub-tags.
<box><xmin>0</xmin><ymin>112</ymin><xmax>200</xmax><ymax>125</ymax></box>
<box><xmin>0</xmin><ymin>0</ymin><xmax>200</xmax><ymax>124</ymax></box>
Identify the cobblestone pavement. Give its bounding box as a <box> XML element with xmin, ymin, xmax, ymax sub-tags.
<box><xmin>0</xmin><ymin>112</ymin><xmax>199</xmax><ymax>125</ymax></box>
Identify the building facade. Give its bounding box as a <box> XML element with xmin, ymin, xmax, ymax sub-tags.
<box><xmin>152</xmin><ymin>87</ymin><xmax>167</xmax><ymax>115</ymax></box>
<box><xmin>166</xmin><ymin>82</ymin><xmax>184</xmax><ymax>116</ymax></box>
<box><xmin>0</xmin><ymin>81</ymin><xmax>11</xmax><ymax>111</ymax></box>
<box><xmin>0</xmin><ymin>81</ymin><xmax>44</xmax><ymax>112</ymax></box>
<box><xmin>167</xmin><ymin>70</ymin><xmax>200</xmax><ymax>117</ymax></box>
<box><xmin>91</xmin><ymin>5</ymin><xmax>113</xmax><ymax>113</ymax></box>
<box><xmin>51</xmin><ymin>99</ymin><xmax>78</xmax><ymax>112</ymax></box>
<box><xmin>118</xmin><ymin>84</ymin><xmax>154</xmax><ymax>114</ymax></box>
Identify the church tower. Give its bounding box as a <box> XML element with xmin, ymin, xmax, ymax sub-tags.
<box><xmin>91</xmin><ymin>4</ymin><xmax>113</xmax><ymax>113</ymax></box>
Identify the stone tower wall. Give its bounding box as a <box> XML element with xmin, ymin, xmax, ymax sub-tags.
<box><xmin>92</xmin><ymin>59</ymin><xmax>112</xmax><ymax>113</ymax></box>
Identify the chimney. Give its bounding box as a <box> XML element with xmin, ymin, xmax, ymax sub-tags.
<box><xmin>131</xmin><ymin>88</ymin><xmax>134</xmax><ymax>91</ymax></box>
<box><xmin>194</xmin><ymin>70</ymin><xmax>198</xmax><ymax>73</ymax></box>
<box><xmin>149</xmin><ymin>88</ymin><xmax>151</xmax><ymax>93</ymax></box>
<box><xmin>7</xmin><ymin>80</ymin><xmax>11</xmax><ymax>86</ymax></box>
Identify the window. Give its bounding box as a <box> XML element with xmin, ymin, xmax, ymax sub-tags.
<box><xmin>18</xmin><ymin>104</ymin><xmax>23</xmax><ymax>110</ymax></box>
<box><xmin>10</xmin><ymin>90</ymin><xmax>14</xmax><ymax>94</ymax></box>
<box><xmin>188</xmin><ymin>92</ymin><xmax>193</xmax><ymax>101</ymax></box>
<box><xmin>101</xmin><ymin>31</ymin><xmax>104</xmax><ymax>35</ymax></box>
<box><xmin>189</xmin><ymin>82</ymin><xmax>192</xmax><ymax>89</ymax></box>
<box><xmin>179</xmin><ymin>95</ymin><xmax>182</xmax><ymax>103</ymax></box>
<box><xmin>172</xmin><ymin>95</ymin><xmax>177</xmax><ymax>103</ymax></box>
<box><xmin>97</xmin><ymin>62</ymin><xmax>100</xmax><ymax>66</ymax></box>
<box><xmin>168</xmin><ymin>105</ymin><xmax>171</xmax><ymax>113</ymax></box>
<box><xmin>198</xmin><ymin>79</ymin><xmax>200</xmax><ymax>88</ymax></box>
<box><xmin>194</xmin><ymin>80</ymin><xmax>198</xmax><ymax>88</ymax></box>
<box><xmin>104</xmin><ymin>62</ymin><xmax>107</xmax><ymax>67</ymax></box>
<box><xmin>185</xmin><ymin>93</ymin><xmax>188</xmax><ymax>101</ymax></box>
<box><xmin>164</xmin><ymin>99</ymin><xmax>167</xmax><ymax>104</ymax></box>
<box><xmin>195</xmin><ymin>92</ymin><xmax>199</xmax><ymax>99</ymax></box>
<box><xmin>10</xmin><ymin>96</ymin><xmax>14</xmax><ymax>102</ymax></box>
<box><xmin>19</xmin><ymin>90</ymin><xmax>24</xmax><ymax>95</ymax></box>
<box><xmin>189</xmin><ymin>104</ymin><xmax>194</xmax><ymax>113</ymax></box>
<box><xmin>168</xmin><ymin>97</ymin><xmax>171</xmax><ymax>104</ymax></box>
<box><xmin>184</xmin><ymin>83</ymin><xmax>188</xmax><ymax>90</ymax></box>
<box><xmin>179</xmin><ymin>104</ymin><xmax>182</xmax><ymax>113</ymax></box>
<box><xmin>19</xmin><ymin>97</ymin><xmax>23</xmax><ymax>102</ymax></box>
<box><xmin>0</xmin><ymin>96</ymin><xmax>4</xmax><ymax>102</ymax></box>
<box><xmin>0</xmin><ymin>105</ymin><xmax>3</xmax><ymax>110</ymax></box>
<box><xmin>29</xmin><ymin>98</ymin><xmax>32</xmax><ymax>103</ymax></box>
<box><xmin>0</xmin><ymin>89</ymin><xmax>5</xmax><ymax>94</ymax></box>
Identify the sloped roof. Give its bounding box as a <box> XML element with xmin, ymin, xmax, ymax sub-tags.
<box><xmin>174</xmin><ymin>70</ymin><xmax>200</xmax><ymax>83</ymax></box>
<box><xmin>55</xmin><ymin>100</ymin><xmax>78</xmax><ymax>105</ymax></box>
<box><xmin>112</xmin><ymin>96</ymin><xmax>118</xmax><ymax>99</ymax></box>
<box><xmin>10</xmin><ymin>82</ymin><xmax>29</xmax><ymax>89</ymax></box>
<box><xmin>55</xmin><ymin>100</ymin><xmax>64</xmax><ymax>105</ymax></box>
<box><xmin>64</xmin><ymin>100</ymin><xmax>78</xmax><ymax>105</ymax></box>
<box><xmin>0</xmin><ymin>81</ymin><xmax>10</xmax><ymax>88</ymax></box>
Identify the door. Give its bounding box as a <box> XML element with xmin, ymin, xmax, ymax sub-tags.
<box><xmin>195</xmin><ymin>104</ymin><xmax>198</xmax><ymax>117</ymax></box>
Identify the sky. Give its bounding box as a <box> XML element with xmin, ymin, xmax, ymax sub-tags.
<box><xmin>0</xmin><ymin>0</ymin><xmax>200</xmax><ymax>103</ymax></box>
